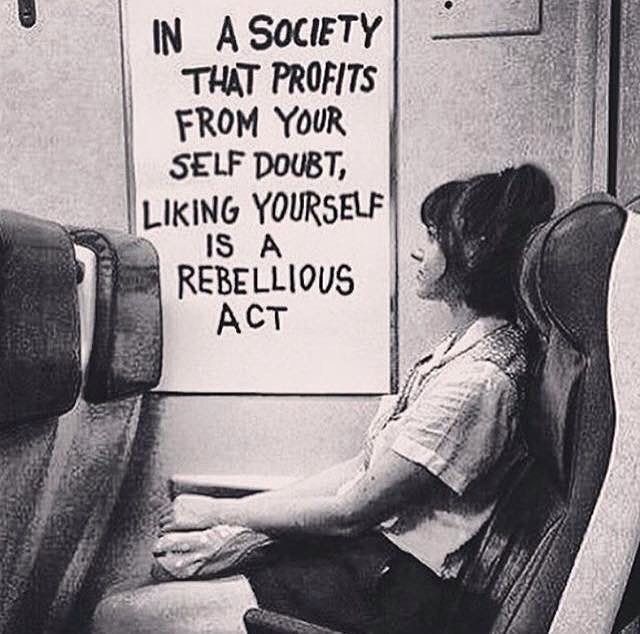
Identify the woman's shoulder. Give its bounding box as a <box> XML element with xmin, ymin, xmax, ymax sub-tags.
<box><xmin>468</xmin><ymin>321</ymin><xmax>528</xmax><ymax>383</ymax></box>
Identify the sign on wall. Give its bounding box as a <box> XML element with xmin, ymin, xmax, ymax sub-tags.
<box><xmin>121</xmin><ymin>0</ymin><xmax>395</xmax><ymax>393</ymax></box>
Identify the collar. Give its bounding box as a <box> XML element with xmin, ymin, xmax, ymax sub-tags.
<box><xmin>430</xmin><ymin>315</ymin><xmax>509</xmax><ymax>367</ymax></box>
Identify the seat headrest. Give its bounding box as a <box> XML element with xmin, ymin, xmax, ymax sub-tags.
<box><xmin>519</xmin><ymin>193</ymin><xmax>625</xmax><ymax>347</ymax></box>
<box><xmin>0</xmin><ymin>210</ymin><xmax>81</xmax><ymax>425</ymax></box>
<box><xmin>66</xmin><ymin>227</ymin><xmax>162</xmax><ymax>403</ymax></box>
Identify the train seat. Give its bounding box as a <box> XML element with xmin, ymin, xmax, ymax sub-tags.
<box><xmin>0</xmin><ymin>209</ymin><xmax>83</xmax><ymax>632</ymax></box>
<box><xmin>0</xmin><ymin>211</ymin><xmax>162</xmax><ymax>634</ymax></box>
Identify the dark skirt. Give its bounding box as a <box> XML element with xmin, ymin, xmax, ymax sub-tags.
<box><xmin>246</xmin><ymin>533</ymin><xmax>456</xmax><ymax>634</ymax></box>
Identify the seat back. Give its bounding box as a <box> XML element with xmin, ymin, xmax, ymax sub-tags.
<box><xmin>0</xmin><ymin>209</ymin><xmax>82</xmax><ymax>632</ymax></box>
<box><xmin>6</xmin><ymin>226</ymin><xmax>163</xmax><ymax>634</ymax></box>
<box><xmin>0</xmin><ymin>212</ymin><xmax>162</xmax><ymax>634</ymax></box>
<box><xmin>559</xmin><ymin>199</ymin><xmax>640</xmax><ymax>633</ymax></box>
<box><xmin>447</xmin><ymin>194</ymin><xmax>627</xmax><ymax>633</ymax></box>
<box><xmin>0</xmin><ymin>209</ymin><xmax>81</xmax><ymax>424</ymax></box>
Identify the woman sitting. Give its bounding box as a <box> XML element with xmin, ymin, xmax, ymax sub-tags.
<box><xmin>97</xmin><ymin>164</ymin><xmax>555</xmax><ymax>634</ymax></box>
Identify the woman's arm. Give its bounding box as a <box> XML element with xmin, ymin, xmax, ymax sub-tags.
<box><xmin>161</xmin><ymin>449</ymin><xmax>443</xmax><ymax>537</ymax></box>
<box><xmin>273</xmin><ymin>452</ymin><xmax>364</xmax><ymax>497</ymax></box>
<box><xmin>159</xmin><ymin>452</ymin><xmax>364</xmax><ymax>532</ymax></box>
<box><xmin>159</xmin><ymin>395</ymin><xmax>404</xmax><ymax>533</ymax></box>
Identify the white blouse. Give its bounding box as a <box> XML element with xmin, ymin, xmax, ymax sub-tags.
<box><xmin>342</xmin><ymin>316</ymin><xmax>528</xmax><ymax>579</ymax></box>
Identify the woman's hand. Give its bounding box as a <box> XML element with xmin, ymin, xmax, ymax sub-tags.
<box><xmin>151</xmin><ymin>528</ymin><xmax>223</xmax><ymax>579</ymax></box>
<box><xmin>158</xmin><ymin>494</ymin><xmax>224</xmax><ymax>532</ymax></box>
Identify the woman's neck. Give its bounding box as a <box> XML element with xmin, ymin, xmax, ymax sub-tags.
<box><xmin>448</xmin><ymin>302</ymin><xmax>481</xmax><ymax>339</ymax></box>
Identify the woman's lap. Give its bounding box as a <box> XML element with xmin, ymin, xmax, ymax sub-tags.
<box><xmin>92</xmin><ymin>534</ymin><xmax>451</xmax><ymax>634</ymax></box>
<box><xmin>246</xmin><ymin>533</ymin><xmax>453</xmax><ymax>634</ymax></box>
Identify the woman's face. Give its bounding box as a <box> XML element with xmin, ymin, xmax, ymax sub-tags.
<box><xmin>411</xmin><ymin>223</ymin><xmax>447</xmax><ymax>300</ymax></box>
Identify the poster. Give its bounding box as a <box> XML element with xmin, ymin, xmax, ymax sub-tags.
<box><xmin>122</xmin><ymin>1</ymin><xmax>395</xmax><ymax>393</ymax></box>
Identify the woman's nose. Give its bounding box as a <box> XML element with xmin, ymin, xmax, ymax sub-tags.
<box><xmin>411</xmin><ymin>249</ymin><xmax>424</xmax><ymax>262</ymax></box>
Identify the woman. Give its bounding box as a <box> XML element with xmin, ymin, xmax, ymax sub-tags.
<box><xmin>133</xmin><ymin>164</ymin><xmax>555</xmax><ymax>634</ymax></box>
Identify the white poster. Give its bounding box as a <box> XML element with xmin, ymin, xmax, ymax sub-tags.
<box><xmin>123</xmin><ymin>0</ymin><xmax>394</xmax><ymax>393</ymax></box>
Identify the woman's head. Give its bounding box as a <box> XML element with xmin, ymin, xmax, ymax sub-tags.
<box><xmin>413</xmin><ymin>164</ymin><xmax>555</xmax><ymax>319</ymax></box>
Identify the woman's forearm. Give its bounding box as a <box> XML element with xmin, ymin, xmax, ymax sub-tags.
<box><xmin>208</xmin><ymin>493</ymin><xmax>361</xmax><ymax>538</ymax></box>
<box><xmin>208</xmin><ymin>448</ymin><xmax>442</xmax><ymax>538</ymax></box>
<box><xmin>161</xmin><ymin>454</ymin><xmax>365</xmax><ymax>534</ymax></box>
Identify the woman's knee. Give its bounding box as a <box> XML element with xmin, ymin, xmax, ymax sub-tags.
<box><xmin>91</xmin><ymin>577</ymin><xmax>258</xmax><ymax>634</ymax></box>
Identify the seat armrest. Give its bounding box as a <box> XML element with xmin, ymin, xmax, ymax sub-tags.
<box><xmin>169</xmin><ymin>474</ymin><xmax>296</xmax><ymax>499</ymax></box>
<box><xmin>244</xmin><ymin>608</ymin><xmax>344</xmax><ymax>634</ymax></box>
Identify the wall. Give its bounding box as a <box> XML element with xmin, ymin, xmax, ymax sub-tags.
<box><xmin>0</xmin><ymin>0</ymin><xmax>608</xmax><ymax>611</ymax></box>
<box><xmin>618</xmin><ymin>0</ymin><xmax>640</xmax><ymax>203</ymax></box>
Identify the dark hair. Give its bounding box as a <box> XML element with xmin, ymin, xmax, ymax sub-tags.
<box><xmin>420</xmin><ymin>163</ymin><xmax>555</xmax><ymax>319</ymax></box>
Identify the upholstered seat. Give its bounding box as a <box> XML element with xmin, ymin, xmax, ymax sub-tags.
<box><xmin>0</xmin><ymin>213</ymin><xmax>162</xmax><ymax>634</ymax></box>
<box><xmin>449</xmin><ymin>193</ymin><xmax>627</xmax><ymax>633</ymax></box>
<box><xmin>0</xmin><ymin>210</ymin><xmax>82</xmax><ymax>634</ymax></box>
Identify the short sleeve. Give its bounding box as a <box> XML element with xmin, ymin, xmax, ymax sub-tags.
<box><xmin>391</xmin><ymin>360</ymin><xmax>517</xmax><ymax>495</ymax></box>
